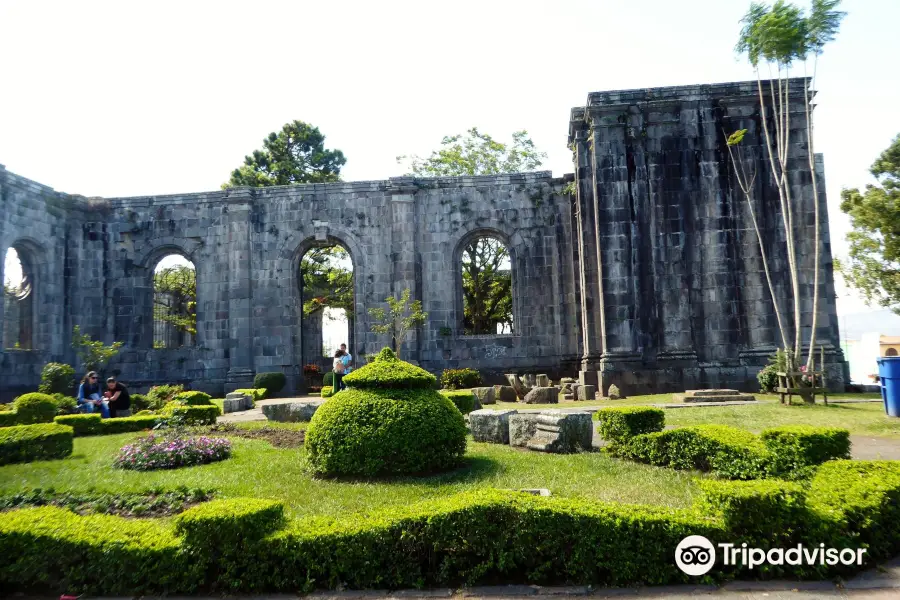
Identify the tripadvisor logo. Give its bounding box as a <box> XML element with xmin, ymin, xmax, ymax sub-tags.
<box><xmin>675</xmin><ymin>536</ymin><xmax>867</xmax><ymax>576</ymax></box>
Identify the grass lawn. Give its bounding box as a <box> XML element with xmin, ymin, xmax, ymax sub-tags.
<box><xmin>0</xmin><ymin>430</ymin><xmax>701</xmax><ymax>519</ymax></box>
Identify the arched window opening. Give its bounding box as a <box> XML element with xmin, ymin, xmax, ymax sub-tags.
<box><xmin>461</xmin><ymin>236</ymin><xmax>513</xmax><ymax>335</ymax></box>
<box><xmin>3</xmin><ymin>247</ymin><xmax>34</xmax><ymax>350</ymax></box>
<box><xmin>153</xmin><ymin>254</ymin><xmax>196</xmax><ymax>349</ymax></box>
<box><xmin>299</xmin><ymin>245</ymin><xmax>353</xmax><ymax>366</ymax></box>
<box><xmin>887</xmin><ymin>348</ymin><xmax>898</xmax><ymax>357</ymax></box>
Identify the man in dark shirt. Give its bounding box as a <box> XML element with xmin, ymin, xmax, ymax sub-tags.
<box><xmin>104</xmin><ymin>377</ymin><xmax>131</xmax><ymax>418</ymax></box>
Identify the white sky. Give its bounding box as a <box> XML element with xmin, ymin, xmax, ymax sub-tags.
<box><xmin>2</xmin><ymin>0</ymin><xmax>898</xmax><ymax>322</ymax></box>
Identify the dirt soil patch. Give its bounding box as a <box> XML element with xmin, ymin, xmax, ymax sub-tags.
<box><xmin>209</xmin><ymin>423</ymin><xmax>306</xmax><ymax>448</ymax></box>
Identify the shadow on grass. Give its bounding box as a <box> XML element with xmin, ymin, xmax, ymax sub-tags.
<box><xmin>310</xmin><ymin>455</ymin><xmax>504</xmax><ymax>486</ymax></box>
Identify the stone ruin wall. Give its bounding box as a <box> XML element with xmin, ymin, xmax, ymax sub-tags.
<box><xmin>0</xmin><ymin>79</ymin><xmax>847</xmax><ymax>399</ymax></box>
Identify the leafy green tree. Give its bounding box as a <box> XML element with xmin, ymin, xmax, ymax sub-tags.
<box><xmin>735</xmin><ymin>0</ymin><xmax>845</xmax><ymax>376</ymax></box>
<box><xmin>368</xmin><ymin>288</ymin><xmax>427</xmax><ymax>358</ymax></box>
<box><xmin>399</xmin><ymin>128</ymin><xmax>537</xmax><ymax>335</ymax></box>
<box><xmin>71</xmin><ymin>325</ymin><xmax>123</xmax><ymax>374</ymax></box>
<box><xmin>153</xmin><ymin>265</ymin><xmax>197</xmax><ymax>340</ymax></box>
<box><xmin>224</xmin><ymin>120</ymin><xmax>346</xmax><ymax>188</ymax></box>
<box><xmin>300</xmin><ymin>246</ymin><xmax>353</xmax><ymax>317</ymax></box>
<box><xmin>397</xmin><ymin>128</ymin><xmax>547</xmax><ymax>177</ymax></box>
<box><xmin>840</xmin><ymin>135</ymin><xmax>900</xmax><ymax>313</ymax></box>
<box><xmin>463</xmin><ymin>238</ymin><xmax>512</xmax><ymax>334</ymax></box>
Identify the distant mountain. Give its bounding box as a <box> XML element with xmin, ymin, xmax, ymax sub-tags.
<box><xmin>839</xmin><ymin>309</ymin><xmax>900</xmax><ymax>341</ymax></box>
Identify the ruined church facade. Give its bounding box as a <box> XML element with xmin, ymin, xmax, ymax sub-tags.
<box><xmin>0</xmin><ymin>79</ymin><xmax>847</xmax><ymax>399</ymax></box>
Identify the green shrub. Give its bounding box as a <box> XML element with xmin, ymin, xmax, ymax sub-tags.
<box><xmin>101</xmin><ymin>415</ymin><xmax>160</xmax><ymax>434</ymax></box>
<box><xmin>808</xmin><ymin>460</ymin><xmax>900</xmax><ymax>561</ymax></box>
<box><xmin>623</xmin><ymin>425</ymin><xmax>769</xmax><ymax>480</ymax></box>
<box><xmin>38</xmin><ymin>363</ymin><xmax>76</xmax><ymax>395</ymax></box>
<box><xmin>147</xmin><ymin>384</ymin><xmax>183</xmax><ymax>410</ymax></box>
<box><xmin>0</xmin><ymin>423</ymin><xmax>74</xmax><ymax>465</ymax></box>
<box><xmin>757</xmin><ymin>365</ymin><xmax>779</xmax><ymax>393</ymax></box>
<box><xmin>54</xmin><ymin>414</ymin><xmax>103</xmax><ymax>436</ymax></box>
<box><xmin>307</xmin><ymin>348</ymin><xmax>465</xmax><ymax>476</ymax></box>
<box><xmin>440</xmin><ymin>390</ymin><xmax>477</xmax><ymax>414</ymax></box>
<box><xmin>160</xmin><ymin>405</ymin><xmax>220</xmax><ymax>426</ymax></box>
<box><xmin>439</xmin><ymin>368</ymin><xmax>482</xmax><ymax>390</ymax></box>
<box><xmin>0</xmin><ymin>412</ymin><xmax>18</xmax><ymax>427</ymax></box>
<box><xmin>205</xmin><ymin>490</ymin><xmax>725</xmax><ymax>592</ymax></box>
<box><xmin>173</xmin><ymin>391</ymin><xmax>213</xmax><ymax>406</ymax></box>
<box><xmin>51</xmin><ymin>393</ymin><xmax>79</xmax><ymax>415</ymax></box>
<box><xmin>697</xmin><ymin>479</ymin><xmax>808</xmax><ymax>546</ymax></box>
<box><xmin>12</xmin><ymin>393</ymin><xmax>59</xmax><ymax>425</ymax></box>
<box><xmin>254</xmin><ymin>372</ymin><xmax>286</xmax><ymax>395</ymax></box>
<box><xmin>323</xmin><ymin>371</ymin><xmax>334</xmax><ymax>387</ymax></box>
<box><xmin>174</xmin><ymin>498</ymin><xmax>284</xmax><ymax>551</ymax></box>
<box><xmin>595</xmin><ymin>406</ymin><xmax>665</xmax><ymax>447</ymax></box>
<box><xmin>131</xmin><ymin>393</ymin><xmax>150</xmax><ymax>412</ymax></box>
<box><xmin>320</xmin><ymin>386</ymin><xmax>335</xmax><ymax>398</ymax></box>
<box><xmin>761</xmin><ymin>425</ymin><xmax>851</xmax><ymax>478</ymax></box>
<box><xmin>234</xmin><ymin>388</ymin><xmax>266</xmax><ymax>402</ymax></box>
<box><xmin>0</xmin><ymin>506</ymin><xmax>200</xmax><ymax>594</ymax></box>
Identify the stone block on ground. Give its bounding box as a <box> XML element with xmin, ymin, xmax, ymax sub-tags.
<box><xmin>509</xmin><ymin>413</ymin><xmax>540</xmax><ymax>447</ymax></box>
<box><xmin>262</xmin><ymin>400</ymin><xmax>323</xmax><ymax>422</ymax></box>
<box><xmin>607</xmin><ymin>384</ymin><xmax>624</xmax><ymax>400</ymax></box>
<box><xmin>505</xmin><ymin>374</ymin><xmax>530</xmax><ymax>400</ymax></box>
<box><xmin>224</xmin><ymin>391</ymin><xmax>253</xmax><ymax>412</ymax></box>
<box><xmin>469</xmin><ymin>409</ymin><xmax>517</xmax><ymax>444</ymax></box>
<box><xmin>673</xmin><ymin>389</ymin><xmax>756</xmax><ymax>403</ymax></box>
<box><xmin>536</xmin><ymin>374</ymin><xmax>550</xmax><ymax>387</ymax></box>
<box><xmin>518</xmin><ymin>410</ymin><xmax>593</xmax><ymax>453</ymax></box>
<box><xmin>471</xmin><ymin>387</ymin><xmax>496</xmax><ymax>405</ymax></box>
<box><xmin>576</xmin><ymin>384</ymin><xmax>596</xmax><ymax>401</ymax></box>
<box><xmin>523</xmin><ymin>386</ymin><xmax>559</xmax><ymax>404</ymax></box>
<box><xmin>114</xmin><ymin>409</ymin><xmax>132</xmax><ymax>418</ymax></box>
<box><xmin>493</xmin><ymin>385</ymin><xmax>517</xmax><ymax>403</ymax></box>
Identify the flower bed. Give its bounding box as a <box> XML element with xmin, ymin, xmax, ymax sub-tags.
<box><xmin>114</xmin><ymin>434</ymin><xmax>231</xmax><ymax>471</ymax></box>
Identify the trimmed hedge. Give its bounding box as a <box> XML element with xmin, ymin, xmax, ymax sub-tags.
<box><xmin>623</xmin><ymin>425</ymin><xmax>769</xmax><ymax>480</ymax></box>
<box><xmin>55</xmin><ymin>414</ymin><xmax>103</xmax><ymax>436</ymax></box>
<box><xmin>320</xmin><ymin>386</ymin><xmax>335</xmax><ymax>398</ymax></box>
<box><xmin>323</xmin><ymin>371</ymin><xmax>334</xmax><ymax>387</ymax></box>
<box><xmin>52</xmin><ymin>414</ymin><xmax>159</xmax><ymax>436</ymax></box>
<box><xmin>234</xmin><ymin>388</ymin><xmax>267</xmax><ymax>402</ymax></box>
<box><xmin>440</xmin><ymin>368</ymin><xmax>482</xmax><ymax>390</ymax></box>
<box><xmin>161</xmin><ymin>405</ymin><xmax>220</xmax><ymax>425</ymax></box>
<box><xmin>147</xmin><ymin>384</ymin><xmax>184</xmax><ymax>410</ymax></box>
<box><xmin>12</xmin><ymin>393</ymin><xmax>58</xmax><ymax>425</ymax></box>
<box><xmin>131</xmin><ymin>393</ymin><xmax>150</xmax><ymax>412</ymax></box>
<box><xmin>440</xmin><ymin>390</ymin><xmax>477</xmax><ymax>414</ymax></box>
<box><xmin>808</xmin><ymin>460</ymin><xmax>900</xmax><ymax>561</ymax></box>
<box><xmin>174</xmin><ymin>391</ymin><xmax>213</xmax><ymax>406</ymax></box>
<box><xmin>0</xmin><ymin>506</ymin><xmax>199</xmax><ymax>594</ymax></box>
<box><xmin>4</xmin><ymin>465</ymin><xmax>900</xmax><ymax>593</ymax></box>
<box><xmin>761</xmin><ymin>425</ymin><xmax>851</xmax><ymax>478</ymax></box>
<box><xmin>0</xmin><ymin>411</ymin><xmax>19</xmax><ymax>427</ymax></box>
<box><xmin>254</xmin><ymin>372</ymin><xmax>286</xmax><ymax>394</ymax></box>
<box><xmin>0</xmin><ymin>423</ymin><xmax>74</xmax><ymax>465</ymax></box>
<box><xmin>342</xmin><ymin>347</ymin><xmax>436</xmax><ymax>389</ymax></box>
<box><xmin>101</xmin><ymin>415</ymin><xmax>161</xmax><ymax>434</ymax></box>
<box><xmin>595</xmin><ymin>406</ymin><xmax>664</xmax><ymax>447</ymax></box>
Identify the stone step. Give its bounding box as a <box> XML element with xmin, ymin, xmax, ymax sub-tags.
<box><xmin>684</xmin><ymin>389</ymin><xmax>741</xmax><ymax>397</ymax></box>
<box><xmin>673</xmin><ymin>393</ymin><xmax>756</xmax><ymax>403</ymax></box>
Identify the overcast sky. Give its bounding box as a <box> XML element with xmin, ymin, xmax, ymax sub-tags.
<box><xmin>2</xmin><ymin>0</ymin><xmax>898</xmax><ymax>322</ymax></box>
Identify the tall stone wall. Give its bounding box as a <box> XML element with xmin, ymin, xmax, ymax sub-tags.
<box><xmin>569</xmin><ymin>79</ymin><xmax>845</xmax><ymax>394</ymax></box>
<box><xmin>0</xmin><ymin>167</ymin><xmax>579</xmax><ymax>398</ymax></box>
<box><xmin>0</xmin><ymin>79</ymin><xmax>846</xmax><ymax>399</ymax></box>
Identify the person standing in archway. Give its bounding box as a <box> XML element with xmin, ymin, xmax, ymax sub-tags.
<box><xmin>339</xmin><ymin>343</ymin><xmax>352</xmax><ymax>390</ymax></box>
<box><xmin>332</xmin><ymin>349</ymin><xmax>346</xmax><ymax>393</ymax></box>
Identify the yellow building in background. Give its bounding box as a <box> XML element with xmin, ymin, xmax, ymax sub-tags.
<box><xmin>880</xmin><ymin>336</ymin><xmax>900</xmax><ymax>357</ymax></box>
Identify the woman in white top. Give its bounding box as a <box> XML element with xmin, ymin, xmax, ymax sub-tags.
<box><xmin>332</xmin><ymin>349</ymin><xmax>346</xmax><ymax>392</ymax></box>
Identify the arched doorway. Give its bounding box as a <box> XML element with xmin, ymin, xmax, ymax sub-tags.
<box><xmin>298</xmin><ymin>242</ymin><xmax>354</xmax><ymax>388</ymax></box>
<box><xmin>3</xmin><ymin>246</ymin><xmax>34</xmax><ymax>350</ymax></box>
<box><xmin>151</xmin><ymin>253</ymin><xmax>197</xmax><ymax>349</ymax></box>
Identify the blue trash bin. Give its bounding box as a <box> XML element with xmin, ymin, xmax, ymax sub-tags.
<box><xmin>876</xmin><ymin>357</ymin><xmax>900</xmax><ymax>417</ymax></box>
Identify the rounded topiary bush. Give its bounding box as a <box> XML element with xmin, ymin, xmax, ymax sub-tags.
<box><xmin>173</xmin><ymin>391</ymin><xmax>212</xmax><ymax>406</ymax></box>
<box><xmin>13</xmin><ymin>393</ymin><xmax>59</xmax><ymax>425</ymax></box>
<box><xmin>254</xmin><ymin>372</ymin><xmax>286</xmax><ymax>395</ymax></box>
<box><xmin>305</xmin><ymin>347</ymin><xmax>467</xmax><ymax>477</ymax></box>
<box><xmin>38</xmin><ymin>363</ymin><xmax>76</xmax><ymax>395</ymax></box>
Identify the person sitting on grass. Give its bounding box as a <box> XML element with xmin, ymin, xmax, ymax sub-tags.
<box><xmin>77</xmin><ymin>371</ymin><xmax>109</xmax><ymax>418</ymax></box>
<box><xmin>103</xmin><ymin>376</ymin><xmax>131</xmax><ymax>418</ymax></box>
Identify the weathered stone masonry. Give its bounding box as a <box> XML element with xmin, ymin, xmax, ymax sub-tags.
<box><xmin>0</xmin><ymin>79</ymin><xmax>846</xmax><ymax>399</ymax></box>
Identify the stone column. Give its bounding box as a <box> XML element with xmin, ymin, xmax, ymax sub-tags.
<box><xmin>387</xmin><ymin>177</ymin><xmax>420</xmax><ymax>361</ymax></box>
<box><xmin>225</xmin><ymin>193</ymin><xmax>255</xmax><ymax>391</ymax></box>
